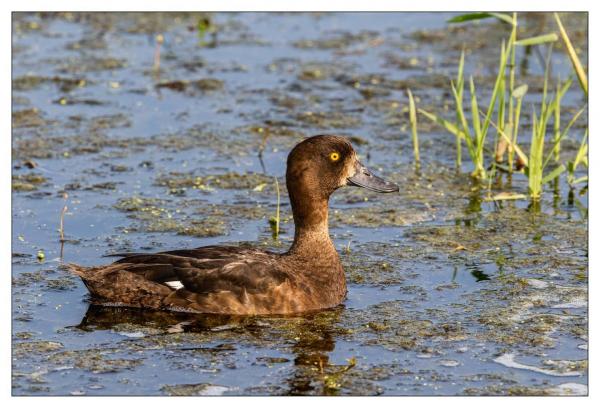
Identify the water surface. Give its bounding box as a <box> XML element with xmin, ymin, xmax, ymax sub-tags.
<box><xmin>12</xmin><ymin>12</ymin><xmax>588</xmax><ymax>396</ymax></box>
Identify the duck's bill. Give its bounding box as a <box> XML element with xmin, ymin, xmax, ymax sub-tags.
<box><xmin>347</xmin><ymin>162</ymin><xmax>399</xmax><ymax>193</ymax></box>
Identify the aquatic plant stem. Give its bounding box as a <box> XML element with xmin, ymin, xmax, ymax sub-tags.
<box><xmin>553</xmin><ymin>79</ymin><xmax>561</xmax><ymax>161</ymax></box>
<box><xmin>504</xmin><ymin>13</ymin><xmax>517</xmax><ymax>171</ymax></box>
<box><xmin>153</xmin><ymin>34</ymin><xmax>164</xmax><ymax>72</ymax></box>
<box><xmin>274</xmin><ymin>177</ymin><xmax>280</xmax><ymax>239</ymax></box>
<box><xmin>554</xmin><ymin>13</ymin><xmax>588</xmax><ymax>97</ymax></box>
<box><xmin>59</xmin><ymin>192</ymin><xmax>68</xmax><ymax>259</ymax></box>
<box><xmin>407</xmin><ymin>89</ymin><xmax>420</xmax><ymax>168</ymax></box>
<box><xmin>455</xmin><ymin>50</ymin><xmax>465</xmax><ymax>169</ymax></box>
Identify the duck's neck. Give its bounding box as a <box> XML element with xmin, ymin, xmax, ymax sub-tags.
<box><xmin>287</xmin><ymin>190</ymin><xmax>336</xmax><ymax>258</ymax></box>
<box><xmin>284</xmin><ymin>166</ymin><xmax>346</xmax><ymax>304</ymax></box>
<box><xmin>289</xmin><ymin>202</ymin><xmax>333</xmax><ymax>255</ymax></box>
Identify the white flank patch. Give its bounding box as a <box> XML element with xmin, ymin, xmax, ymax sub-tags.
<box><xmin>493</xmin><ymin>353</ymin><xmax>582</xmax><ymax>377</ymax></box>
<box><xmin>165</xmin><ymin>280</ymin><xmax>184</xmax><ymax>290</ymax></box>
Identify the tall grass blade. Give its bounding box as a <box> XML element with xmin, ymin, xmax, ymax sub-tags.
<box><xmin>449</xmin><ymin>12</ymin><xmax>513</xmax><ymax>25</ymax></box>
<box><xmin>540</xmin><ymin>43</ymin><xmax>553</xmax><ymax>117</ymax></box>
<box><xmin>528</xmin><ymin>43</ymin><xmax>554</xmax><ymax>195</ymax></box>
<box><xmin>568</xmin><ymin>129</ymin><xmax>588</xmax><ymax>186</ymax></box>
<box><xmin>447</xmin><ymin>13</ymin><xmax>513</xmax><ymax>24</ymax></box>
<box><xmin>554</xmin><ymin>13</ymin><xmax>588</xmax><ymax>96</ymax></box>
<box><xmin>447</xmin><ymin>13</ymin><xmax>492</xmax><ymax>23</ymax></box>
<box><xmin>419</xmin><ymin>109</ymin><xmax>465</xmax><ymax>139</ymax></box>
<box><xmin>469</xmin><ymin>77</ymin><xmax>485</xmax><ymax>177</ymax></box>
<box><xmin>489</xmin><ymin>13</ymin><xmax>516</xmax><ymax>25</ymax></box>
<box><xmin>515</xmin><ymin>33</ymin><xmax>558</xmax><ymax>46</ymax></box>
<box><xmin>573</xmin><ymin>130</ymin><xmax>588</xmax><ymax>169</ymax></box>
<box><xmin>542</xmin><ymin>107</ymin><xmax>585</xmax><ymax>171</ymax></box>
<box><xmin>455</xmin><ymin>49</ymin><xmax>465</xmax><ymax>167</ymax></box>
<box><xmin>450</xmin><ymin>81</ymin><xmax>477</xmax><ymax>163</ymax></box>
<box><xmin>501</xmin><ymin>13</ymin><xmax>517</xmax><ymax>168</ymax></box>
<box><xmin>469</xmin><ymin>78</ymin><xmax>482</xmax><ymax>145</ymax></box>
<box><xmin>553</xmin><ymin>80</ymin><xmax>561</xmax><ymax>161</ymax></box>
<box><xmin>541</xmin><ymin>164</ymin><xmax>566</xmax><ymax>185</ymax></box>
<box><xmin>497</xmin><ymin>67</ymin><xmax>506</xmax><ymax>136</ymax></box>
<box><xmin>480</xmin><ymin>40</ymin><xmax>511</xmax><ymax>142</ymax></box>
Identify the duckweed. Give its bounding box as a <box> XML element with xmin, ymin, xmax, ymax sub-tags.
<box><xmin>12</xmin><ymin>108</ymin><xmax>48</xmax><ymax>128</ymax></box>
<box><xmin>12</xmin><ymin>75</ymin><xmax>87</xmax><ymax>92</ymax></box>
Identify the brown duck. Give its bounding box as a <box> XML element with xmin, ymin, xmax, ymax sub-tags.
<box><xmin>70</xmin><ymin>135</ymin><xmax>399</xmax><ymax>315</ymax></box>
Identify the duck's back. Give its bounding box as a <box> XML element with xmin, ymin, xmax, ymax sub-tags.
<box><xmin>69</xmin><ymin>245</ymin><xmax>338</xmax><ymax>315</ymax></box>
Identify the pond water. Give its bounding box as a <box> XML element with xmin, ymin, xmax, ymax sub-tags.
<box><xmin>12</xmin><ymin>12</ymin><xmax>588</xmax><ymax>396</ymax></box>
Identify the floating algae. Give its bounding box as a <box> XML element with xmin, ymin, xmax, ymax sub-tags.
<box><xmin>12</xmin><ymin>173</ymin><xmax>47</xmax><ymax>192</ymax></box>
<box><xmin>155</xmin><ymin>172</ymin><xmax>275</xmax><ymax>191</ymax></box>
<box><xmin>156</xmin><ymin>78</ymin><xmax>224</xmax><ymax>93</ymax></box>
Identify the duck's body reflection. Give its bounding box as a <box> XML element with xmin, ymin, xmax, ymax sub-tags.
<box><xmin>76</xmin><ymin>304</ymin><xmax>343</xmax><ymax>395</ymax></box>
<box><xmin>78</xmin><ymin>304</ymin><xmax>244</xmax><ymax>332</ymax></box>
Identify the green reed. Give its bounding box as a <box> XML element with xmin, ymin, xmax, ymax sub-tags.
<box><xmin>554</xmin><ymin>13</ymin><xmax>588</xmax><ymax>97</ymax></box>
<box><xmin>454</xmin><ymin>50</ymin><xmax>465</xmax><ymax>168</ymax></box>
<box><xmin>420</xmin><ymin>39</ymin><xmax>511</xmax><ymax>179</ymax></box>
<box><xmin>420</xmin><ymin>12</ymin><xmax>586</xmax><ymax>203</ymax></box>
<box><xmin>526</xmin><ymin>46</ymin><xmax>586</xmax><ymax>200</ymax></box>
<box><xmin>567</xmin><ymin>129</ymin><xmax>588</xmax><ymax>188</ymax></box>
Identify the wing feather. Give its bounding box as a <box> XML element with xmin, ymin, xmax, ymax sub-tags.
<box><xmin>111</xmin><ymin>246</ymin><xmax>288</xmax><ymax>295</ymax></box>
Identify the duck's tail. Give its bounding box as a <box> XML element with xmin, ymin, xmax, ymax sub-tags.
<box><xmin>67</xmin><ymin>263</ymin><xmax>173</xmax><ymax>309</ymax></box>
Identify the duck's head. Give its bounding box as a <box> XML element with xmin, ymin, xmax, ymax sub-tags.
<box><xmin>286</xmin><ymin>135</ymin><xmax>399</xmax><ymax>200</ymax></box>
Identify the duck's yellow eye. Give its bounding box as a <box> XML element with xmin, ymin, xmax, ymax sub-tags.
<box><xmin>329</xmin><ymin>152</ymin><xmax>340</xmax><ymax>162</ymax></box>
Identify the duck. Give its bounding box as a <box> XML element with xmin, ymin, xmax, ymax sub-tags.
<box><xmin>69</xmin><ymin>135</ymin><xmax>399</xmax><ymax>315</ymax></box>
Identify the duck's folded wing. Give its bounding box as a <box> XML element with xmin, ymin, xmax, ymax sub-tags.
<box><xmin>112</xmin><ymin>247</ymin><xmax>288</xmax><ymax>295</ymax></box>
<box><xmin>173</xmin><ymin>259</ymin><xmax>288</xmax><ymax>294</ymax></box>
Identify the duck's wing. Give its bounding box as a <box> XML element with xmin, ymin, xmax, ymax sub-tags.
<box><xmin>113</xmin><ymin>245</ymin><xmax>288</xmax><ymax>294</ymax></box>
<box><xmin>71</xmin><ymin>245</ymin><xmax>293</xmax><ymax>313</ymax></box>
